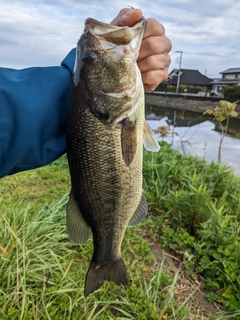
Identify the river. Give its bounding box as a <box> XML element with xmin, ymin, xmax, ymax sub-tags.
<box><xmin>146</xmin><ymin>105</ymin><xmax>240</xmax><ymax>176</ymax></box>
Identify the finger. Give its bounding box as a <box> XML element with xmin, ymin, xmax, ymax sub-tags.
<box><xmin>138</xmin><ymin>53</ymin><xmax>171</xmax><ymax>73</ymax></box>
<box><xmin>110</xmin><ymin>8</ymin><xmax>143</xmax><ymax>26</ymax></box>
<box><xmin>138</xmin><ymin>35</ymin><xmax>172</xmax><ymax>62</ymax></box>
<box><xmin>143</xmin><ymin>18</ymin><xmax>166</xmax><ymax>39</ymax></box>
<box><xmin>142</xmin><ymin>68</ymin><xmax>169</xmax><ymax>92</ymax></box>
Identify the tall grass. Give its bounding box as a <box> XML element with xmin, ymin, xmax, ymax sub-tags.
<box><xmin>143</xmin><ymin>142</ymin><xmax>240</xmax><ymax>312</ymax></box>
<box><xmin>0</xmin><ymin>172</ymin><xmax>190</xmax><ymax>319</ymax></box>
<box><xmin>1</xmin><ymin>195</ymin><xmax>83</xmax><ymax>319</ymax></box>
<box><xmin>1</xmin><ymin>146</ymin><xmax>240</xmax><ymax>318</ymax></box>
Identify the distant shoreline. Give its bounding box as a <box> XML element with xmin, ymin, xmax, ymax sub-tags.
<box><xmin>145</xmin><ymin>92</ymin><xmax>240</xmax><ymax>119</ymax></box>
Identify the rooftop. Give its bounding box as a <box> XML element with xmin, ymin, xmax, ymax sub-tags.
<box><xmin>169</xmin><ymin>69</ymin><xmax>212</xmax><ymax>86</ymax></box>
<box><xmin>211</xmin><ymin>79</ymin><xmax>239</xmax><ymax>85</ymax></box>
<box><xmin>220</xmin><ymin>68</ymin><xmax>240</xmax><ymax>74</ymax></box>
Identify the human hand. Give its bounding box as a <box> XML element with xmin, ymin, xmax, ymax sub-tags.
<box><xmin>111</xmin><ymin>8</ymin><xmax>172</xmax><ymax>91</ymax></box>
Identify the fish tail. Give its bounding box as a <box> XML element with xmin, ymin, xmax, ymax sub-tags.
<box><xmin>84</xmin><ymin>258</ymin><xmax>128</xmax><ymax>297</ymax></box>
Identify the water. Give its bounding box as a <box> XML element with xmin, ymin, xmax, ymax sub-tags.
<box><xmin>146</xmin><ymin>105</ymin><xmax>240</xmax><ymax>176</ymax></box>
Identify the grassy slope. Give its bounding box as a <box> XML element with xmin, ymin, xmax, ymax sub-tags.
<box><xmin>1</xmin><ymin>149</ymin><xmax>240</xmax><ymax>319</ymax></box>
<box><xmin>0</xmin><ymin>155</ymin><xmax>189</xmax><ymax>320</ymax></box>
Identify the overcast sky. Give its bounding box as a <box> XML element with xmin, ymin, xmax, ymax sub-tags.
<box><xmin>1</xmin><ymin>0</ymin><xmax>239</xmax><ymax>79</ymax></box>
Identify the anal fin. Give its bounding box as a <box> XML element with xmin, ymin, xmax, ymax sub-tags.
<box><xmin>143</xmin><ymin>120</ymin><xmax>160</xmax><ymax>152</ymax></box>
<box><xmin>128</xmin><ymin>193</ymin><xmax>148</xmax><ymax>227</ymax></box>
<box><xmin>66</xmin><ymin>192</ymin><xmax>91</xmax><ymax>244</ymax></box>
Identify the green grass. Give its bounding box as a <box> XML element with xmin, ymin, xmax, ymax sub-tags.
<box><xmin>0</xmin><ymin>194</ymin><xmax>189</xmax><ymax>319</ymax></box>
<box><xmin>0</xmin><ymin>155</ymin><xmax>70</xmax><ymax>213</ymax></box>
<box><xmin>1</xmin><ymin>147</ymin><xmax>240</xmax><ymax>319</ymax></box>
<box><xmin>0</xmin><ymin>156</ymin><xmax>191</xmax><ymax>319</ymax></box>
<box><xmin>143</xmin><ymin>142</ymin><xmax>240</xmax><ymax>312</ymax></box>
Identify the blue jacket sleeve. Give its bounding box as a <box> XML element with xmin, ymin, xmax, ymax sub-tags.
<box><xmin>0</xmin><ymin>48</ymin><xmax>76</xmax><ymax>178</ymax></box>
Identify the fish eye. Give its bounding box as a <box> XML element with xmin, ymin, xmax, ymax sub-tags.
<box><xmin>83</xmin><ymin>50</ymin><xmax>97</xmax><ymax>63</ymax></box>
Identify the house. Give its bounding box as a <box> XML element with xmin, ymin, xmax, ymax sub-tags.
<box><xmin>168</xmin><ymin>69</ymin><xmax>213</xmax><ymax>91</ymax></box>
<box><xmin>211</xmin><ymin>68</ymin><xmax>240</xmax><ymax>93</ymax></box>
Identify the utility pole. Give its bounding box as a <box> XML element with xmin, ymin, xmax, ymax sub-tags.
<box><xmin>176</xmin><ymin>51</ymin><xmax>183</xmax><ymax>93</ymax></box>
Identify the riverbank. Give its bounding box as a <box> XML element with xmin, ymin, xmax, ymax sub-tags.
<box><xmin>145</xmin><ymin>92</ymin><xmax>240</xmax><ymax>118</ymax></box>
<box><xmin>2</xmin><ymin>152</ymin><xmax>240</xmax><ymax>318</ymax></box>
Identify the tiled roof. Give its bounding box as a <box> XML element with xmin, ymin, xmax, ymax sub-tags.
<box><xmin>211</xmin><ymin>79</ymin><xmax>239</xmax><ymax>85</ymax></box>
<box><xmin>169</xmin><ymin>69</ymin><xmax>212</xmax><ymax>86</ymax></box>
<box><xmin>219</xmin><ymin>68</ymin><xmax>240</xmax><ymax>74</ymax></box>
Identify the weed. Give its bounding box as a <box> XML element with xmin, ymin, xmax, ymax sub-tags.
<box><xmin>204</xmin><ymin>100</ymin><xmax>238</xmax><ymax>162</ymax></box>
<box><xmin>143</xmin><ymin>142</ymin><xmax>240</xmax><ymax>312</ymax></box>
<box><xmin>0</xmin><ymin>163</ymin><xmax>190</xmax><ymax>319</ymax></box>
<box><xmin>1</xmin><ymin>145</ymin><xmax>240</xmax><ymax>317</ymax></box>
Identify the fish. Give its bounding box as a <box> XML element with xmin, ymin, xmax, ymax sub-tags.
<box><xmin>66</xmin><ymin>16</ymin><xmax>160</xmax><ymax>297</ymax></box>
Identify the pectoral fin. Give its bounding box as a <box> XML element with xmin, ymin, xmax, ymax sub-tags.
<box><xmin>121</xmin><ymin>119</ymin><xmax>137</xmax><ymax>166</ymax></box>
<box><xmin>66</xmin><ymin>193</ymin><xmax>91</xmax><ymax>244</ymax></box>
<box><xmin>143</xmin><ymin>120</ymin><xmax>160</xmax><ymax>152</ymax></box>
<box><xmin>128</xmin><ymin>193</ymin><xmax>148</xmax><ymax>227</ymax></box>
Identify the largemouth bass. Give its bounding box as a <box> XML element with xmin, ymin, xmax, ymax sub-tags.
<box><xmin>66</xmin><ymin>17</ymin><xmax>160</xmax><ymax>297</ymax></box>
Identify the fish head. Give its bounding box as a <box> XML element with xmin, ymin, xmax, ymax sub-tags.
<box><xmin>73</xmin><ymin>17</ymin><xmax>146</xmax><ymax>123</ymax></box>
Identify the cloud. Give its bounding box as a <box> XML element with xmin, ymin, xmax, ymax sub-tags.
<box><xmin>0</xmin><ymin>0</ymin><xmax>239</xmax><ymax>78</ymax></box>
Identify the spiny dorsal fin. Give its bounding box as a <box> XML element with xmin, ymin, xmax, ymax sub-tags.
<box><xmin>66</xmin><ymin>193</ymin><xmax>91</xmax><ymax>244</ymax></box>
<box><xmin>121</xmin><ymin>119</ymin><xmax>137</xmax><ymax>166</ymax></box>
<box><xmin>143</xmin><ymin>120</ymin><xmax>160</xmax><ymax>152</ymax></box>
<box><xmin>128</xmin><ymin>193</ymin><xmax>148</xmax><ymax>227</ymax></box>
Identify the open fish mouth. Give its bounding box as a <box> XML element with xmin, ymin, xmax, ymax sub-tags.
<box><xmin>84</xmin><ymin>17</ymin><xmax>146</xmax><ymax>47</ymax></box>
<box><xmin>79</xmin><ymin>17</ymin><xmax>146</xmax><ymax>64</ymax></box>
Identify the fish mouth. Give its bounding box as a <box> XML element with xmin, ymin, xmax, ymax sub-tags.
<box><xmin>73</xmin><ymin>17</ymin><xmax>145</xmax><ymax>87</ymax></box>
<box><xmin>84</xmin><ymin>17</ymin><xmax>146</xmax><ymax>49</ymax></box>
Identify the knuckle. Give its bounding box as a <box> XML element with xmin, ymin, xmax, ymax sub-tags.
<box><xmin>146</xmin><ymin>18</ymin><xmax>165</xmax><ymax>36</ymax></box>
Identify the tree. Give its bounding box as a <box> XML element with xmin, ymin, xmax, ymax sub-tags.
<box><xmin>204</xmin><ymin>100</ymin><xmax>238</xmax><ymax>163</ymax></box>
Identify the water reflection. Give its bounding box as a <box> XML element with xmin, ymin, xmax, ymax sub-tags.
<box><xmin>146</xmin><ymin>105</ymin><xmax>240</xmax><ymax>176</ymax></box>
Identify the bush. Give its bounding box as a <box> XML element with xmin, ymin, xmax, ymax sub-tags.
<box><xmin>222</xmin><ymin>85</ymin><xmax>240</xmax><ymax>99</ymax></box>
<box><xmin>155</xmin><ymin>83</ymin><xmax>204</xmax><ymax>94</ymax></box>
<box><xmin>155</xmin><ymin>81</ymin><xmax>168</xmax><ymax>91</ymax></box>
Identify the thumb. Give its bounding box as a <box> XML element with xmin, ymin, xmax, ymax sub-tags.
<box><xmin>110</xmin><ymin>8</ymin><xmax>143</xmax><ymax>27</ymax></box>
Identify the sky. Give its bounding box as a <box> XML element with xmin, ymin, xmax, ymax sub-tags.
<box><xmin>1</xmin><ymin>0</ymin><xmax>239</xmax><ymax>79</ymax></box>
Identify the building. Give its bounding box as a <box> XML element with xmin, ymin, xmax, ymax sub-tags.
<box><xmin>211</xmin><ymin>68</ymin><xmax>240</xmax><ymax>93</ymax></box>
<box><xmin>168</xmin><ymin>69</ymin><xmax>213</xmax><ymax>91</ymax></box>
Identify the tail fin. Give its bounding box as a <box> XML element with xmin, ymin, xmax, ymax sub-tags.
<box><xmin>84</xmin><ymin>258</ymin><xmax>128</xmax><ymax>297</ymax></box>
